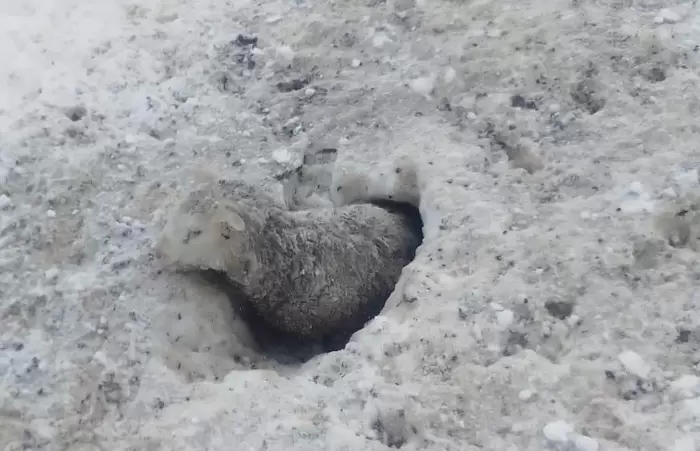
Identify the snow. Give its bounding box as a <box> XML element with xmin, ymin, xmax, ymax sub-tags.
<box><xmin>672</xmin><ymin>436</ymin><xmax>697</xmax><ymax>451</ymax></box>
<box><xmin>542</xmin><ymin>420</ymin><xmax>574</xmax><ymax>443</ymax></box>
<box><xmin>618</xmin><ymin>350</ymin><xmax>652</xmax><ymax>379</ymax></box>
<box><xmin>670</xmin><ymin>374</ymin><xmax>700</xmax><ymax>399</ymax></box>
<box><xmin>2</xmin><ymin>0</ymin><xmax>700</xmax><ymax>449</ymax></box>
<box><xmin>574</xmin><ymin>435</ymin><xmax>600</xmax><ymax>451</ymax></box>
<box><xmin>654</xmin><ymin>8</ymin><xmax>683</xmax><ymax>24</ymax></box>
<box><xmin>542</xmin><ymin>421</ymin><xmax>600</xmax><ymax>451</ymax></box>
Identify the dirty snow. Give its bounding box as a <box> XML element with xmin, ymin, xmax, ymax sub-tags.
<box><xmin>2</xmin><ymin>0</ymin><xmax>700</xmax><ymax>449</ymax></box>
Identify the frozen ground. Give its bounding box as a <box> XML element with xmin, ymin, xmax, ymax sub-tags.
<box><xmin>2</xmin><ymin>0</ymin><xmax>700</xmax><ymax>449</ymax></box>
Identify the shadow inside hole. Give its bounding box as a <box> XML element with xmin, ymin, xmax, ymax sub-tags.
<box><xmin>200</xmin><ymin>199</ymin><xmax>424</xmax><ymax>364</ymax></box>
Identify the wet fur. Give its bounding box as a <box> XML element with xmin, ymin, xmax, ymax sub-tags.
<box><xmin>156</xmin><ymin>180</ymin><xmax>423</xmax><ymax>358</ymax></box>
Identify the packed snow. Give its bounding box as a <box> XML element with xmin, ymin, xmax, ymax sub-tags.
<box><xmin>2</xmin><ymin>0</ymin><xmax>700</xmax><ymax>449</ymax></box>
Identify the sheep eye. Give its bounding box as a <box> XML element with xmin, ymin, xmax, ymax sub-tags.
<box><xmin>221</xmin><ymin>224</ymin><xmax>231</xmax><ymax>240</ymax></box>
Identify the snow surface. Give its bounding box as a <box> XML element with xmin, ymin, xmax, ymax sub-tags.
<box><xmin>2</xmin><ymin>0</ymin><xmax>700</xmax><ymax>449</ymax></box>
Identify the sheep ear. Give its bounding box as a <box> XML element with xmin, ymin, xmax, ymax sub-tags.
<box><xmin>225</xmin><ymin>210</ymin><xmax>246</xmax><ymax>232</ymax></box>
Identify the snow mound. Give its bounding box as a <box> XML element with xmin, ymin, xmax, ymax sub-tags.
<box><xmin>2</xmin><ymin>0</ymin><xmax>700</xmax><ymax>449</ymax></box>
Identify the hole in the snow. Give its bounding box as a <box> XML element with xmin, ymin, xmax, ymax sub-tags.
<box><xmin>157</xmin><ymin>183</ymin><xmax>424</xmax><ymax>364</ymax></box>
<box><xmin>209</xmin><ymin>200</ymin><xmax>422</xmax><ymax>364</ymax></box>
<box><xmin>65</xmin><ymin>105</ymin><xmax>87</xmax><ymax>122</ymax></box>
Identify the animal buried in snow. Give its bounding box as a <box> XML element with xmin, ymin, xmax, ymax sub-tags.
<box><xmin>156</xmin><ymin>180</ymin><xmax>423</xmax><ymax>345</ymax></box>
